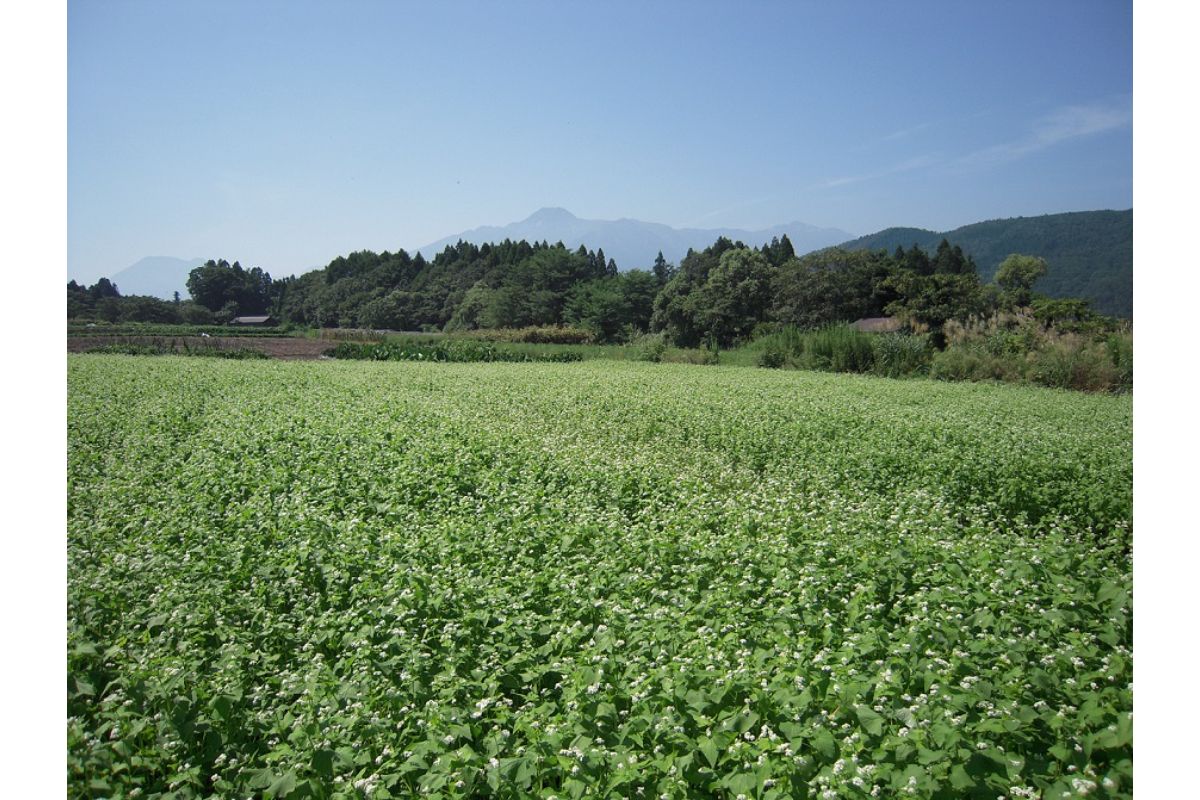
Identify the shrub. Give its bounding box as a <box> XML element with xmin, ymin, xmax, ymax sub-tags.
<box><xmin>327</xmin><ymin>340</ymin><xmax>582</xmax><ymax>364</ymax></box>
<box><xmin>84</xmin><ymin>342</ymin><xmax>269</xmax><ymax>360</ymax></box>
<box><xmin>871</xmin><ymin>333</ymin><xmax>931</xmax><ymax>378</ymax></box>
<box><xmin>1106</xmin><ymin>332</ymin><xmax>1133</xmax><ymax>392</ymax></box>
<box><xmin>630</xmin><ymin>332</ymin><xmax>667</xmax><ymax>363</ymax></box>
<box><xmin>458</xmin><ymin>326</ymin><xmax>596</xmax><ymax>345</ymax></box>
<box><xmin>930</xmin><ymin>347</ymin><xmax>1020</xmax><ymax>384</ymax></box>
<box><xmin>1028</xmin><ymin>335</ymin><xmax>1121</xmax><ymax>392</ymax></box>
<box><xmin>799</xmin><ymin>325</ymin><xmax>876</xmax><ymax>373</ymax></box>
<box><xmin>935</xmin><ymin>312</ymin><xmax>1132</xmax><ymax>393</ymax></box>
<box><xmin>758</xmin><ymin>345</ymin><xmax>786</xmax><ymax>369</ymax></box>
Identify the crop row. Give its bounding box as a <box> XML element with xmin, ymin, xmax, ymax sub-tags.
<box><xmin>67</xmin><ymin>356</ymin><xmax>1132</xmax><ymax>799</ymax></box>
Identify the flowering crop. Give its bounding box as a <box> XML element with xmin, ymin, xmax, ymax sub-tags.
<box><xmin>68</xmin><ymin>356</ymin><xmax>1131</xmax><ymax>799</ymax></box>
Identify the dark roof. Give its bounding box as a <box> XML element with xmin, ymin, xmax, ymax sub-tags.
<box><xmin>851</xmin><ymin>316</ymin><xmax>902</xmax><ymax>333</ymax></box>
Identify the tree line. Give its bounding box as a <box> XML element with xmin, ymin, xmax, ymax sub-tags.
<box><xmin>68</xmin><ymin>235</ymin><xmax>1100</xmax><ymax>346</ymax></box>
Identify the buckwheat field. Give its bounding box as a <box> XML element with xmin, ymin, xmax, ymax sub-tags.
<box><xmin>67</xmin><ymin>356</ymin><xmax>1132</xmax><ymax>799</ymax></box>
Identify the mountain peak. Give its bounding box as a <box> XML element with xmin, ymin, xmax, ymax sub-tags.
<box><xmin>419</xmin><ymin>211</ymin><xmax>855</xmax><ymax>270</ymax></box>
<box><xmin>525</xmin><ymin>207</ymin><xmax>577</xmax><ymax>223</ymax></box>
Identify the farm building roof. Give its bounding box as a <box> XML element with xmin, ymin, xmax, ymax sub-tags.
<box><xmin>851</xmin><ymin>316</ymin><xmax>902</xmax><ymax>333</ymax></box>
<box><xmin>229</xmin><ymin>315</ymin><xmax>273</xmax><ymax>325</ymax></box>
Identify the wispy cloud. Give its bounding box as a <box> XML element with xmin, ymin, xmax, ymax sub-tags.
<box><xmin>683</xmin><ymin>195</ymin><xmax>776</xmax><ymax>228</ymax></box>
<box><xmin>815</xmin><ymin>99</ymin><xmax>1130</xmax><ymax>192</ymax></box>
<box><xmin>815</xmin><ymin>155</ymin><xmax>940</xmax><ymax>190</ymax></box>
<box><xmin>878</xmin><ymin>122</ymin><xmax>933</xmax><ymax>143</ymax></box>
<box><xmin>956</xmin><ymin>99</ymin><xmax>1131</xmax><ymax>166</ymax></box>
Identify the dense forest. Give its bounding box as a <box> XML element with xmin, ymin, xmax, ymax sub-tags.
<box><xmin>68</xmin><ymin>233</ymin><xmax>1112</xmax><ymax>348</ymax></box>
<box><xmin>838</xmin><ymin>209</ymin><xmax>1132</xmax><ymax>317</ymax></box>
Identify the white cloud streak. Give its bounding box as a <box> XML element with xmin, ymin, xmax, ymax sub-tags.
<box><xmin>815</xmin><ymin>155</ymin><xmax>940</xmax><ymax>190</ymax></box>
<box><xmin>813</xmin><ymin>99</ymin><xmax>1130</xmax><ymax>192</ymax></box>
<box><xmin>956</xmin><ymin>99</ymin><xmax>1131</xmax><ymax>166</ymax></box>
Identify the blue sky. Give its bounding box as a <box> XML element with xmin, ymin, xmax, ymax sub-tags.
<box><xmin>67</xmin><ymin>0</ymin><xmax>1132</xmax><ymax>283</ymax></box>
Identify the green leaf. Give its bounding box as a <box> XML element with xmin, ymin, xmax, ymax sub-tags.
<box><xmin>811</xmin><ymin>728</ymin><xmax>837</xmax><ymax>761</ymax></box>
<box><xmin>265</xmin><ymin>771</ymin><xmax>298</xmax><ymax>799</ymax></box>
<box><xmin>855</xmin><ymin>705</ymin><xmax>884</xmax><ymax>736</ymax></box>
<box><xmin>724</xmin><ymin>772</ymin><xmax>758</xmax><ymax>796</ymax></box>
<box><xmin>949</xmin><ymin>765</ymin><xmax>974</xmax><ymax>790</ymax></box>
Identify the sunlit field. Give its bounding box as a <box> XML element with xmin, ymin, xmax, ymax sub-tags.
<box><xmin>68</xmin><ymin>356</ymin><xmax>1131</xmax><ymax>799</ymax></box>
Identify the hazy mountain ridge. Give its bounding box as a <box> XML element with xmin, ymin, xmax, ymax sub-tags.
<box><xmin>419</xmin><ymin>207</ymin><xmax>856</xmax><ymax>269</ymax></box>
<box><xmin>99</xmin><ymin>209</ymin><xmax>1131</xmax><ymax>318</ymax></box>
<box><xmin>107</xmin><ymin>256</ymin><xmax>207</xmax><ymax>300</ymax></box>
<box><xmin>838</xmin><ymin>209</ymin><xmax>1132</xmax><ymax>317</ymax></box>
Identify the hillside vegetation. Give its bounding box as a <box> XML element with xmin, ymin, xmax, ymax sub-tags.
<box><xmin>839</xmin><ymin>210</ymin><xmax>1132</xmax><ymax>317</ymax></box>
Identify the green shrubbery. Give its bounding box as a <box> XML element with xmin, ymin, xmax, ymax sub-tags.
<box><xmin>328</xmin><ymin>339</ymin><xmax>583</xmax><ymax>363</ymax></box>
<box><xmin>83</xmin><ymin>341</ymin><xmax>269</xmax><ymax>359</ymax></box>
<box><xmin>754</xmin><ymin>324</ymin><xmax>932</xmax><ymax>378</ymax></box>
<box><xmin>630</xmin><ymin>332</ymin><xmax>668</xmax><ymax>362</ymax></box>
<box><xmin>456</xmin><ymin>325</ymin><xmax>596</xmax><ymax>345</ymax></box>
<box><xmin>68</xmin><ymin>322</ymin><xmax>294</xmax><ymax>338</ymax></box>
<box><xmin>749</xmin><ymin>315</ymin><xmax>1130</xmax><ymax>393</ymax></box>
<box><xmin>931</xmin><ymin>313</ymin><xmax>1132</xmax><ymax>393</ymax></box>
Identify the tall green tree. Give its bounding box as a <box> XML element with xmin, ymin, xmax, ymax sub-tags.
<box><xmin>652</xmin><ymin>251</ymin><xmax>675</xmax><ymax>285</ymax></box>
<box><xmin>650</xmin><ymin>238</ymin><xmax>737</xmax><ymax>346</ymax></box>
<box><xmin>187</xmin><ymin>259</ymin><xmax>273</xmax><ymax>314</ymax></box>
<box><xmin>692</xmin><ymin>247</ymin><xmax>775</xmax><ymax>345</ymax></box>
<box><xmin>994</xmin><ymin>254</ymin><xmax>1048</xmax><ymax>308</ymax></box>
<box><xmin>771</xmin><ymin>249</ymin><xmax>897</xmax><ymax>329</ymax></box>
<box><xmin>564</xmin><ymin>278</ymin><xmax>627</xmax><ymax>341</ymax></box>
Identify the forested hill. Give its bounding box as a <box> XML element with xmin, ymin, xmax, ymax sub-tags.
<box><xmin>838</xmin><ymin>210</ymin><xmax>1132</xmax><ymax>317</ymax></box>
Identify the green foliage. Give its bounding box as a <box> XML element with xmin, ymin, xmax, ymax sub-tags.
<box><xmin>885</xmin><ymin>269</ymin><xmax>985</xmax><ymax>336</ymax></box>
<box><xmin>932</xmin><ymin>313</ymin><xmax>1132</xmax><ymax>393</ymax></box>
<box><xmin>652</xmin><ymin>250</ymin><xmax>675</xmax><ymax>285</ymax></box>
<box><xmin>563</xmin><ymin>278</ymin><xmax>628</xmax><ymax>342</ymax></box>
<box><xmin>68</xmin><ymin>323</ymin><xmax>294</xmax><ymax>338</ymax></box>
<box><xmin>1028</xmin><ymin>335</ymin><xmax>1129</xmax><ymax>393</ymax></box>
<box><xmin>771</xmin><ymin>249</ymin><xmax>896</xmax><ymax>330</ymax></box>
<box><xmin>82</xmin><ymin>341</ymin><xmax>270</xmax><ymax>359</ymax></box>
<box><xmin>67</xmin><ymin>280</ymin><xmax>223</xmax><ymax>325</ymax></box>
<box><xmin>692</xmin><ymin>248</ymin><xmax>774</xmax><ymax>345</ymax></box>
<box><xmin>798</xmin><ymin>324</ymin><xmax>877</xmax><ymax>372</ymax></box>
<box><xmin>995</xmin><ymin>254</ymin><xmax>1048</xmax><ymax>308</ymax></box>
<box><xmin>1105</xmin><ymin>332</ymin><xmax>1133</xmax><ymax>391</ymax></box>
<box><xmin>186</xmin><ymin>259</ymin><xmax>274</xmax><ymax>314</ymax></box>
<box><xmin>455</xmin><ymin>326</ymin><xmax>596</xmax><ymax>345</ymax></box>
<box><xmin>650</xmin><ymin>240</ymin><xmax>774</xmax><ymax>347</ymax></box>
<box><xmin>327</xmin><ymin>339</ymin><xmax>583</xmax><ymax>363</ymax></box>
<box><xmin>841</xmin><ymin>210</ymin><xmax>1133</xmax><ymax>317</ymax></box>
<box><xmin>1031</xmin><ymin>297</ymin><xmax>1100</xmax><ymax>333</ymax></box>
<box><xmin>757</xmin><ymin>344</ymin><xmax>787</xmax><ymax>368</ymax></box>
<box><xmin>69</xmin><ymin>357</ymin><xmax>1132</xmax><ymax>799</ymax></box>
<box><xmin>871</xmin><ymin>332</ymin><xmax>933</xmax><ymax>377</ymax></box>
<box><xmin>630</xmin><ymin>331</ymin><xmax>667</xmax><ymax>362</ymax></box>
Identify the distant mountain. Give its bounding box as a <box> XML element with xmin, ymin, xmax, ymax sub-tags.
<box><xmin>109</xmin><ymin>256</ymin><xmax>206</xmax><ymax>300</ymax></box>
<box><xmin>419</xmin><ymin>207</ymin><xmax>855</xmax><ymax>270</ymax></box>
<box><xmin>838</xmin><ymin>209</ymin><xmax>1132</xmax><ymax>318</ymax></box>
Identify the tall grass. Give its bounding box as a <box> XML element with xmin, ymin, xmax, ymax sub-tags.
<box><xmin>750</xmin><ymin>324</ymin><xmax>932</xmax><ymax>378</ymax></box>
<box><xmin>931</xmin><ymin>313</ymin><xmax>1132</xmax><ymax>393</ymax></box>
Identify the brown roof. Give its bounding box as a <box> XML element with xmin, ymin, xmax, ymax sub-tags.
<box><xmin>851</xmin><ymin>316</ymin><xmax>902</xmax><ymax>333</ymax></box>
